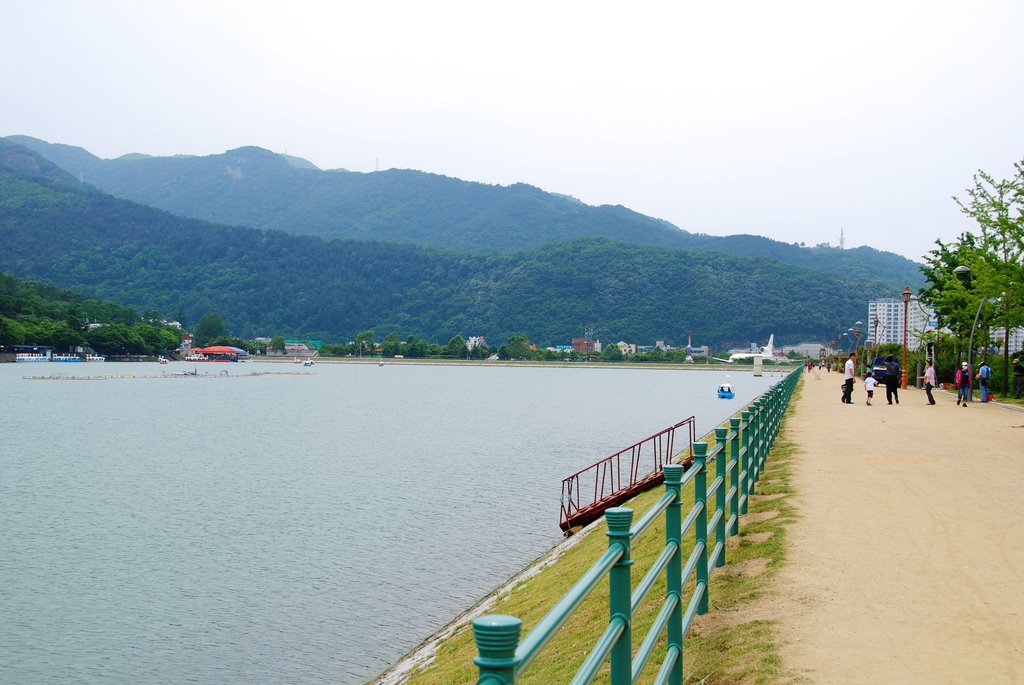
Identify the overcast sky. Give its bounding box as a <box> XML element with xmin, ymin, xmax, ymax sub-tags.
<box><xmin>4</xmin><ymin>1</ymin><xmax>1023</xmax><ymax>261</ymax></box>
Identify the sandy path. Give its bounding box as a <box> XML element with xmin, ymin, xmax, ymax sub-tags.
<box><xmin>773</xmin><ymin>370</ymin><xmax>1024</xmax><ymax>683</ymax></box>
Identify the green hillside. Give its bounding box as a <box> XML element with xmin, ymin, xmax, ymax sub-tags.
<box><xmin>6</xmin><ymin>135</ymin><xmax>925</xmax><ymax>288</ymax></box>
<box><xmin>0</xmin><ymin>141</ymin><xmax>904</xmax><ymax>346</ymax></box>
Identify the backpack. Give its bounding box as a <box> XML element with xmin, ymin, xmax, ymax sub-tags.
<box><xmin>980</xmin><ymin>365</ymin><xmax>991</xmax><ymax>380</ymax></box>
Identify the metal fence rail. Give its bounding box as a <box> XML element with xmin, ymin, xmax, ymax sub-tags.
<box><xmin>559</xmin><ymin>418</ymin><xmax>696</xmax><ymax>533</ymax></box>
<box><xmin>473</xmin><ymin>367</ymin><xmax>802</xmax><ymax>684</ymax></box>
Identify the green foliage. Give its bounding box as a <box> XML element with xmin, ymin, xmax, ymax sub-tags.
<box><xmin>270</xmin><ymin>335</ymin><xmax>286</xmax><ymax>352</ymax></box>
<box><xmin>601</xmin><ymin>343</ymin><xmax>624</xmax><ymax>361</ymax></box>
<box><xmin>0</xmin><ymin>143</ymin><xmax>921</xmax><ymax>349</ymax></box>
<box><xmin>10</xmin><ymin>135</ymin><xmax>926</xmax><ymax>285</ymax></box>
<box><xmin>444</xmin><ymin>334</ymin><xmax>467</xmax><ymax>358</ymax></box>
<box><xmin>194</xmin><ymin>312</ymin><xmax>226</xmax><ymax>347</ymax></box>
<box><xmin>0</xmin><ymin>271</ymin><xmax>181</xmax><ymax>354</ymax></box>
<box><xmin>922</xmin><ymin>158</ymin><xmax>1024</xmax><ymax>391</ymax></box>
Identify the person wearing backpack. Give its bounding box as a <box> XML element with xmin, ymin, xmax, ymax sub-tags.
<box><xmin>976</xmin><ymin>360</ymin><xmax>992</xmax><ymax>403</ymax></box>
<box><xmin>884</xmin><ymin>355</ymin><xmax>901</xmax><ymax>405</ymax></box>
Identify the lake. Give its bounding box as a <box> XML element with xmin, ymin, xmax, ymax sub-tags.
<box><xmin>0</xmin><ymin>360</ymin><xmax>782</xmax><ymax>683</ymax></box>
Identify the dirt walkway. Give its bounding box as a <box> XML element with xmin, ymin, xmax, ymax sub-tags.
<box><xmin>773</xmin><ymin>370</ymin><xmax>1024</xmax><ymax>683</ymax></box>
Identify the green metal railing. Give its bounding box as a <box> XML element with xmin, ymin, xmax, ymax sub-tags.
<box><xmin>473</xmin><ymin>367</ymin><xmax>802</xmax><ymax>684</ymax></box>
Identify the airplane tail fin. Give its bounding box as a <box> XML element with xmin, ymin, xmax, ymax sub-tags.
<box><xmin>762</xmin><ymin>335</ymin><xmax>774</xmax><ymax>357</ymax></box>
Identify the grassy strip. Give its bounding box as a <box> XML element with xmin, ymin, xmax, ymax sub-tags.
<box><xmin>403</xmin><ymin>383</ymin><xmax>803</xmax><ymax>685</ymax></box>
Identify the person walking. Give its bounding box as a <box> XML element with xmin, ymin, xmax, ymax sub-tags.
<box><xmin>976</xmin><ymin>360</ymin><xmax>992</xmax><ymax>403</ymax></box>
<box><xmin>1014</xmin><ymin>358</ymin><xmax>1023</xmax><ymax>399</ymax></box>
<box><xmin>921</xmin><ymin>358</ymin><xmax>937</xmax><ymax>405</ymax></box>
<box><xmin>956</xmin><ymin>361</ymin><xmax>972</xmax><ymax>406</ymax></box>
<box><xmin>841</xmin><ymin>352</ymin><xmax>856</xmax><ymax>404</ymax></box>
<box><xmin>884</xmin><ymin>354</ymin><xmax>901</xmax><ymax>405</ymax></box>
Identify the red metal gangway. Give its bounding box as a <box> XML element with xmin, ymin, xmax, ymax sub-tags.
<box><xmin>559</xmin><ymin>417</ymin><xmax>696</xmax><ymax>533</ymax></box>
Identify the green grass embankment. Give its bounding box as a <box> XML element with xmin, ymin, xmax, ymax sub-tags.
<box><xmin>401</xmin><ymin>383</ymin><xmax>803</xmax><ymax>685</ymax></box>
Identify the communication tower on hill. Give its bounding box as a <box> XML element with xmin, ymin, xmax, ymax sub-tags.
<box><xmin>840</xmin><ymin>226</ymin><xmax>845</xmax><ymax>250</ymax></box>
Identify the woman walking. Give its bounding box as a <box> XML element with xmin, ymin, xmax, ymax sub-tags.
<box><xmin>956</xmin><ymin>361</ymin><xmax>971</xmax><ymax>406</ymax></box>
<box><xmin>922</xmin><ymin>359</ymin><xmax>937</xmax><ymax>405</ymax></box>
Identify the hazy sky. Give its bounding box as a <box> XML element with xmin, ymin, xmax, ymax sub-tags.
<box><xmin>4</xmin><ymin>1</ymin><xmax>1023</xmax><ymax>260</ymax></box>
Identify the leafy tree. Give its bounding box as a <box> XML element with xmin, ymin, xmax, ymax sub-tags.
<box><xmin>498</xmin><ymin>335</ymin><xmax>532</xmax><ymax>360</ymax></box>
<box><xmin>354</xmin><ymin>330</ymin><xmax>375</xmax><ymax>356</ymax></box>
<box><xmin>404</xmin><ymin>334</ymin><xmax>429</xmax><ymax>358</ymax></box>
<box><xmin>194</xmin><ymin>312</ymin><xmax>226</xmax><ymax>347</ymax></box>
<box><xmin>602</xmin><ymin>343</ymin><xmax>624</xmax><ymax>362</ymax></box>
<box><xmin>381</xmin><ymin>331</ymin><xmax>402</xmax><ymax>357</ymax></box>
<box><xmin>923</xmin><ymin>159</ymin><xmax>1024</xmax><ymax>393</ymax></box>
<box><xmin>445</xmin><ymin>334</ymin><xmax>467</xmax><ymax>358</ymax></box>
<box><xmin>469</xmin><ymin>343</ymin><xmax>489</xmax><ymax>360</ymax></box>
<box><xmin>270</xmin><ymin>335</ymin><xmax>286</xmax><ymax>353</ymax></box>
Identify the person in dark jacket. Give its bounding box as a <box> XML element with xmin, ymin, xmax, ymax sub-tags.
<box><xmin>884</xmin><ymin>355</ymin><xmax>901</xmax><ymax>405</ymax></box>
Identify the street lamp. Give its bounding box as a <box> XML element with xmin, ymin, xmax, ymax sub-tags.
<box><xmin>954</xmin><ymin>265</ymin><xmax>984</xmax><ymax>401</ymax></box>
<box><xmin>901</xmin><ymin>286</ymin><xmax>911</xmax><ymax>388</ymax></box>
<box><xmin>853</xmin><ymin>321</ymin><xmax>863</xmax><ymax>373</ymax></box>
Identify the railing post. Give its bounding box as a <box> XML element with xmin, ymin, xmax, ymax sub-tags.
<box><xmin>663</xmin><ymin>464</ymin><xmax>683</xmax><ymax>685</ymax></box>
<box><xmin>693</xmin><ymin>442</ymin><xmax>709</xmax><ymax>615</ymax></box>
<box><xmin>714</xmin><ymin>426</ymin><xmax>728</xmax><ymax>567</ymax></box>
<box><xmin>473</xmin><ymin>614</ymin><xmax>522</xmax><ymax>684</ymax></box>
<box><xmin>751</xmin><ymin>400</ymin><xmax>762</xmax><ymax>488</ymax></box>
<box><xmin>740</xmin><ymin>410</ymin><xmax>751</xmax><ymax>515</ymax></box>
<box><xmin>729</xmin><ymin>417</ymin><xmax>741</xmax><ymax>534</ymax></box>
<box><xmin>606</xmin><ymin>507</ymin><xmax>634</xmax><ymax>685</ymax></box>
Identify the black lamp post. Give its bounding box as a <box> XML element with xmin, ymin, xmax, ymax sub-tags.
<box><xmin>901</xmin><ymin>286</ymin><xmax>911</xmax><ymax>389</ymax></box>
<box><xmin>854</xmin><ymin>321</ymin><xmax>863</xmax><ymax>374</ymax></box>
<box><xmin>954</xmin><ymin>265</ymin><xmax>985</xmax><ymax>401</ymax></box>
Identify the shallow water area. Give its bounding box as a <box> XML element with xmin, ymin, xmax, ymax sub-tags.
<box><xmin>0</xmin><ymin>360</ymin><xmax>782</xmax><ymax>683</ymax></box>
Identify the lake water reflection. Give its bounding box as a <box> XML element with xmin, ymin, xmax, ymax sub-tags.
<box><xmin>0</xmin><ymin>361</ymin><xmax>781</xmax><ymax>683</ymax></box>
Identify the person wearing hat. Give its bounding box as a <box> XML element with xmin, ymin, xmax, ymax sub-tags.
<box><xmin>956</xmin><ymin>361</ymin><xmax>972</xmax><ymax>406</ymax></box>
<box><xmin>976</xmin><ymin>359</ymin><xmax>992</xmax><ymax>402</ymax></box>
<box><xmin>1013</xmin><ymin>358</ymin><xmax>1023</xmax><ymax>399</ymax></box>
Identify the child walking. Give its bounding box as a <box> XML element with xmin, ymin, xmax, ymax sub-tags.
<box><xmin>863</xmin><ymin>372</ymin><xmax>878</xmax><ymax>406</ymax></box>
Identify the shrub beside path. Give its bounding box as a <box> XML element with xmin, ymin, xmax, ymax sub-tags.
<box><xmin>773</xmin><ymin>370</ymin><xmax>1024</xmax><ymax>683</ymax></box>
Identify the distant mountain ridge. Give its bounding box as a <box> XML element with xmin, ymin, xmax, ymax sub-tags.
<box><xmin>0</xmin><ymin>140</ymin><xmax>890</xmax><ymax>346</ymax></box>
<box><xmin>4</xmin><ymin>135</ymin><xmax>925</xmax><ymax>288</ymax></box>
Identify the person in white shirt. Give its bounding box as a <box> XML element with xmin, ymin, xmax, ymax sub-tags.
<box><xmin>841</xmin><ymin>352</ymin><xmax>856</xmax><ymax>404</ymax></box>
<box><xmin>863</xmin><ymin>372</ymin><xmax>878</xmax><ymax>405</ymax></box>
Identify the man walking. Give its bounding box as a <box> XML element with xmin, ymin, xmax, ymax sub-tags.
<box><xmin>976</xmin><ymin>360</ymin><xmax>992</xmax><ymax>402</ymax></box>
<box><xmin>884</xmin><ymin>354</ymin><xmax>901</xmax><ymax>405</ymax></box>
<box><xmin>1014</xmin><ymin>358</ymin><xmax>1023</xmax><ymax>399</ymax></box>
<box><xmin>841</xmin><ymin>352</ymin><xmax>856</xmax><ymax>404</ymax></box>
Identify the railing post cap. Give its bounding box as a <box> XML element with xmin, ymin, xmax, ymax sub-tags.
<box><xmin>472</xmin><ymin>614</ymin><xmax>522</xmax><ymax>661</ymax></box>
<box><xmin>663</xmin><ymin>463</ymin><xmax>683</xmax><ymax>484</ymax></box>
<box><xmin>729</xmin><ymin>416</ymin><xmax>741</xmax><ymax>427</ymax></box>
<box><xmin>715</xmin><ymin>426</ymin><xmax>728</xmax><ymax>437</ymax></box>
<box><xmin>693</xmin><ymin>441</ymin><xmax>708</xmax><ymax>457</ymax></box>
<box><xmin>604</xmin><ymin>507</ymin><xmax>634</xmax><ymax>531</ymax></box>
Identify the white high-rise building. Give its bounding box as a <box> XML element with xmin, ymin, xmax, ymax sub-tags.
<box><xmin>992</xmin><ymin>327</ymin><xmax>1024</xmax><ymax>355</ymax></box>
<box><xmin>867</xmin><ymin>296</ymin><xmax>933</xmax><ymax>352</ymax></box>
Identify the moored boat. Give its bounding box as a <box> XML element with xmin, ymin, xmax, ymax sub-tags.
<box><xmin>15</xmin><ymin>353</ymin><xmax>49</xmax><ymax>362</ymax></box>
<box><xmin>85</xmin><ymin>355</ymin><xmax>106</xmax><ymax>362</ymax></box>
<box><xmin>51</xmin><ymin>354</ymin><xmax>83</xmax><ymax>362</ymax></box>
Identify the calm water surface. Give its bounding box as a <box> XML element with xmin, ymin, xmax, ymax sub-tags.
<box><xmin>0</xmin><ymin>361</ymin><xmax>781</xmax><ymax>683</ymax></box>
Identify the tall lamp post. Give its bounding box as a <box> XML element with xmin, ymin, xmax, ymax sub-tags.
<box><xmin>954</xmin><ymin>265</ymin><xmax>985</xmax><ymax>401</ymax></box>
<box><xmin>901</xmin><ymin>286</ymin><xmax>911</xmax><ymax>389</ymax></box>
<box><xmin>853</xmin><ymin>321</ymin><xmax>863</xmax><ymax>374</ymax></box>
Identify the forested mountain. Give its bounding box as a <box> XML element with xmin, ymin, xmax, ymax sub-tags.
<box><xmin>0</xmin><ymin>140</ymin><xmax>899</xmax><ymax>346</ymax></box>
<box><xmin>6</xmin><ymin>135</ymin><xmax>925</xmax><ymax>287</ymax></box>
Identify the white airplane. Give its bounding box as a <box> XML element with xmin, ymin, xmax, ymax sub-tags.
<box><xmin>714</xmin><ymin>335</ymin><xmax>778</xmax><ymax>363</ymax></box>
